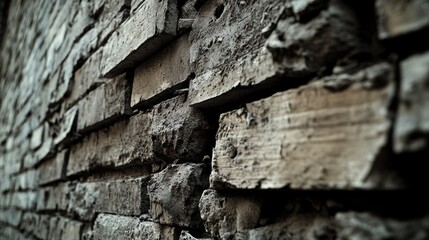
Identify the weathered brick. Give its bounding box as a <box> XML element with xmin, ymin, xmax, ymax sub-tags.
<box><xmin>66</xmin><ymin>48</ymin><xmax>105</xmax><ymax>107</ymax></box>
<box><xmin>189</xmin><ymin>0</ymin><xmax>362</xmax><ymax>108</ymax></box>
<box><xmin>95</xmin><ymin>0</ymin><xmax>131</xmax><ymax>46</ymax></box>
<box><xmin>15</xmin><ymin>169</ymin><xmax>38</xmax><ymax>190</ymax></box>
<box><xmin>93</xmin><ymin>214</ymin><xmax>179</xmax><ymax>240</ymax></box>
<box><xmin>101</xmin><ymin>0</ymin><xmax>178</xmax><ymax>77</ymax></box>
<box><xmin>37</xmin><ymin>149</ymin><xmax>67</xmax><ymax>185</ymax></box>
<box><xmin>36</xmin><ymin>183</ymin><xmax>71</xmax><ymax>211</ymax></box>
<box><xmin>20</xmin><ymin>212</ymin><xmax>39</xmax><ymax>236</ymax></box>
<box><xmin>132</xmin><ymin>34</ymin><xmax>191</xmax><ymax>108</ymax></box>
<box><xmin>394</xmin><ymin>51</ymin><xmax>429</xmax><ymax>152</ymax></box>
<box><xmin>148</xmin><ymin>163</ymin><xmax>209</xmax><ymax>228</ymax></box>
<box><xmin>34</xmin><ymin>215</ymin><xmax>50</xmax><ymax>240</ymax></box>
<box><xmin>68</xmin><ymin>112</ymin><xmax>154</xmax><ymax>176</ymax></box>
<box><xmin>211</xmin><ymin>63</ymin><xmax>395</xmax><ymax>189</ymax></box>
<box><xmin>69</xmin><ymin>177</ymin><xmax>149</xmax><ymax>220</ymax></box>
<box><xmin>0</xmin><ymin>209</ymin><xmax>22</xmax><ymax>227</ymax></box>
<box><xmin>77</xmin><ymin>74</ymin><xmax>130</xmax><ymax>132</ymax></box>
<box><xmin>48</xmin><ymin>217</ymin><xmax>83</xmax><ymax>240</ymax></box>
<box><xmin>199</xmin><ymin>189</ymin><xmax>261</xmax><ymax>238</ymax></box>
<box><xmin>376</xmin><ymin>0</ymin><xmax>429</xmax><ymax>39</ymax></box>
<box><xmin>151</xmin><ymin>95</ymin><xmax>213</xmax><ymax>162</ymax></box>
<box><xmin>11</xmin><ymin>191</ymin><xmax>37</xmax><ymax>210</ymax></box>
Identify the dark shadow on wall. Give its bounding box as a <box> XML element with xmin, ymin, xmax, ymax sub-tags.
<box><xmin>0</xmin><ymin>0</ymin><xmax>10</xmax><ymax>48</ymax></box>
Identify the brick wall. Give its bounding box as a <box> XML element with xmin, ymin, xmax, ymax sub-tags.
<box><xmin>1</xmin><ymin>0</ymin><xmax>429</xmax><ymax>239</ymax></box>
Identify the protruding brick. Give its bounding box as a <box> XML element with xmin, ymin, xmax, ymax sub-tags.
<box><xmin>211</xmin><ymin>63</ymin><xmax>395</xmax><ymax>189</ymax></box>
<box><xmin>101</xmin><ymin>0</ymin><xmax>178</xmax><ymax>77</ymax></box>
<box><xmin>151</xmin><ymin>95</ymin><xmax>213</xmax><ymax>162</ymax></box>
<box><xmin>132</xmin><ymin>34</ymin><xmax>191</xmax><ymax>108</ymax></box>
<box><xmin>148</xmin><ymin>163</ymin><xmax>209</xmax><ymax>228</ymax></box>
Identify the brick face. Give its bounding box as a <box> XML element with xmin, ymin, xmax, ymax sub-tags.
<box><xmin>1</xmin><ymin>0</ymin><xmax>429</xmax><ymax>239</ymax></box>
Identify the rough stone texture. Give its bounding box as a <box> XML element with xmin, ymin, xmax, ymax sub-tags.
<box><xmin>66</xmin><ymin>48</ymin><xmax>106</xmax><ymax>108</ymax></box>
<box><xmin>77</xmin><ymin>74</ymin><xmax>130</xmax><ymax>132</ymax></box>
<box><xmin>69</xmin><ymin>177</ymin><xmax>149</xmax><ymax>220</ymax></box>
<box><xmin>132</xmin><ymin>34</ymin><xmax>191</xmax><ymax>108</ymax></box>
<box><xmin>151</xmin><ymin>95</ymin><xmax>213</xmax><ymax>162</ymax></box>
<box><xmin>101</xmin><ymin>0</ymin><xmax>178</xmax><ymax>77</ymax></box>
<box><xmin>37</xmin><ymin>149</ymin><xmax>67</xmax><ymax>185</ymax></box>
<box><xmin>1</xmin><ymin>0</ymin><xmax>429</xmax><ymax>239</ymax></box>
<box><xmin>394</xmin><ymin>51</ymin><xmax>429</xmax><ymax>153</ymax></box>
<box><xmin>188</xmin><ymin>0</ymin><xmax>363</xmax><ymax>108</ymax></box>
<box><xmin>68</xmin><ymin>112</ymin><xmax>154</xmax><ymax>176</ymax></box>
<box><xmin>211</xmin><ymin>63</ymin><xmax>395</xmax><ymax>189</ymax></box>
<box><xmin>199</xmin><ymin>189</ymin><xmax>261</xmax><ymax>238</ymax></box>
<box><xmin>376</xmin><ymin>0</ymin><xmax>429</xmax><ymax>39</ymax></box>
<box><xmin>93</xmin><ymin>214</ymin><xmax>178</xmax><ymax>240</ymax></box>
<box><xmin>148</xmin><ymin>163</ymin><xmax>209</xmax><ymax>228</ymax></box>
<box><xmin>266</xmin><ymin>0</ymin><xmax>362</xmax><ymax>77</ymax></box>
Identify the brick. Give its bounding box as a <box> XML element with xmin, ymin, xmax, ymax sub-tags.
<box><xmin>11</xmin><ymin>191</ymin><xmax>37</xmax><ymax>210</ymax></box>
<box><xmin>34</xmin><ymin>215</ymin><xmax>50</xmax><ymax>240</ymax></box>
<box><xmin>36</xmin><ymin>183</ymin><xmax>71</xmax><ymax>211</ymax></box>
<box><xmin>95</xmin><ymin>0</ymin><xmax>131</xmax><ymax>46</ymax></box>
<box><xmin>54</xmin><ymin>107</ymin><xmax>78</xmax><ymax>145</ymax></box>
<box><xmin>66</xmin><ymin>48</ymin><xmax>105</xmax><ymax>107</ymax></box>
<box><xmin>68</xmin><ymin>112</ymin><xmax>154</xmax><ymax>176</ymax></box>
<box><xmin>211</xmin><ymin>63</ymin><xmax>395</xmax><ymax>189</ymax></box>
<box><xmin>93</xmin><ymin>214</ymin><xmax>179</xmax><ymax>240</ymax></box>
<box><xmin>101</xmin><ymin>0</ymin><xmax>178</xmax><ymax>77</ymax></box>
<box><xmin>20</xmin><ymin>212</ymin><xmax>39</xmax><ymax>236</ymax></box>
<box><xmin>15</xmin><ymin>169</ymin><xmax>38</xmax><ymax>190</ymax></box>
<box><xmin>199</xmin><ymin>189</ymin><xmax>261</xmax><ymax>238</ymax></box>
<box><xmin>394</xmin><ymin>51</ymin><xmax>429</xmax><ymax>152</ymax></box>
<box><xmin>376</xmin><ymin>0</ymin><xmax>429</xmax><ymax>39</ymax></box>
<box><xmin>132</xmin><ymin>34</ymin><xmax>191</xmax><ymax>108</ymax></box>
<box><xmin>37</xmin><ymin>149</ymin><xmax>67</xmax><ymax>185</ymax></box>
<box><xmin>0</xmin><ymin>209</ymin><xmax>22</xmax><ymax>227</ymax></box>
<box><xmin>188</xmin><ymin>0</ymin><xmax>362</xmax><ymax>108</ymax></box>
<box><xmin>48</xmin><ymin>217</ymin><xmax>83</xmax><ymax>240</ymax></box>
<box><xmin>69</xmin><ymin>177</ymin><xmax>149</xmax><ymax>220</ymax></box>
<box><xmin>77</xmin><ymin>74</ymin><xmax>130</xmax><ymax>132</ymax></box>
<box><xmin>148</xmin><ymin>163</ymin><xmax>209</xmax><ymax>228</ymax></box>
<box><xmin>151</xmin><ymin>95</ymin><xmax>213</xmax><ymax>162</ymax></box>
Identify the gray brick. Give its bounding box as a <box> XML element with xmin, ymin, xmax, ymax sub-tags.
<box><xmin>132</xmin><ymin>34</ymin><xmax>191</xmax><ymax>108</ymax></box>
<box><xmin>76</xmin><ymin>74</ymin><xmax>130</xmax><ymax>132</ymax></box>
<box><xmin>101</xmin><ymin>0</ymin><xmax>178</xmax><ymax>77</ymax></box>
<box><xmin>148</xmin><ymin>163</ymin><xmax>209</xmax><ymax>228</ymax></box>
